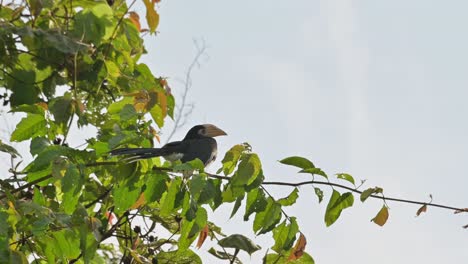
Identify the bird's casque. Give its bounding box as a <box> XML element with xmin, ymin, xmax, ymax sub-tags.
<box><xmin>109</xmin><ymin>124</ymin><xmax>227</xmax><ymax>167</ymax></box>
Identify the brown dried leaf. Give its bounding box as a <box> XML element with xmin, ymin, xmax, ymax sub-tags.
<box><xmin>416</xmin><ymin>204</ymin><xmax>427</xmax><ymax>217</ymax></box>
<box><xmin>454</xmin><ymin>208</ymin><xmax>468</xmax><ymax>214</ymax></box>
<box><xmin>128</xmin><ymin>11</ymin><xmax>141</xmax><ymax>32</ymax></box>
<box><xmin>196</xmin><ymin>225</ymin><xmax>209</xmax><ymax>249</ymax></box>
<box><xmin>288</xmin><ymin>233</ymin><xmax>307</xmax><ymax>261</ymax></box>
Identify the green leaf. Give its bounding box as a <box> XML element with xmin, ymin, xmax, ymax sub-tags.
<box><xmin>105</xmin><ymin>60</ymin><xmax>120</xmax><ymax>78</ymax></box>
<box><xmin>10</xmin><ymin>250</ymin><xmax>28</xmax><ymax>264</ymax></box>
<box><xmin>208</xmin><ymin>248</ymin><xmax>241</xmax><ymax>263</ymax></box>
<box><xmin>324</xmin><ymin>191</ymin><xmax>354</xmax><ymax>227</ymax></box>
<box><xmin>150</xmin><ymin>104</ymin><xmax>164</xmax><ymax>127</ymax></box>
<box><xmin>173</xmin><ymin>159</ymin><xmax>205</xmax><ymax>172</ymax></box>
<box><xmin>179</xmin><ymin>207</ymin><xmax>207</xmax><ymax>250</ymax></box>
<box><xmin>230</xmin><ymin>195</ymin><xmax>244</xmax><ymax>219</ymax></box>
<box><xmin>119</xmin><ymin>104</ymin><xmax>137</xmax><ymax>120</ymax></box>
<box><xmin>113</xmin><ymin>173</ymin><xmax>142</xmax><ymax>215</ymax></box>
<box><xmin>10</xmin><ymin>114</ymin><xmax>47</xmax><ymax>142</ymax></box>
<box><xmin>61</xmin><ymin>164</ymin><xmax>83</xmax><ymax>214</ymax></box>
<box><xmin>160</xmin><ymin>178</ymin><xmax>182</xmax><ymax>216</ymax></box>
<box><xmin>198</xmin><ymin>178</ymin><xmax>215</xmax><ymax>205</ymax></box>
<box><xmin>30</xmin><ymin>137</ymin><xmax>50</xmax><ymax>156</ymax></box>
<box><xmin>73</xmin><ymin>3</ymin><xmax>115</xmax><ymax>45</ymax></box>
<box><xmin>264</xmin><ymin>252</ymin><xmax>315</xmax><ymax>264</ymax></box>
<box><xmin>372</xmin><ymin>205</ymin><xmax>389</xmax><ymax>226</ymax></box>
<box><xmin>299</xmin><ymin>168</ymin><xmax>328</xmax><ymax>178</ymax></box>
<box><xmin>244</xmin><ymin>188</ymin><xmax>267</xmax><ymax>221</ymax></box>
<box><xmin>360</xmin><ymin>187</ymin><xmax>383</xmax><ymax>202</ymax></box>
<box><xmin>218</xmin><ymin>144</ymin><xmax>245</xmax><ymax>175</ymax></box>
<box><xmin>277</xmin><ymin>188</ymin><xmax>299</xmax><ymax>206</ymax></box>
<box><xmin>272</xmin><ymin>218</ymin><xmax>299</xmax><ymax>252</ymax></box>
<box><xmin>10</xmin><ymin>104</ymin><xmax>45</xmax><ymax>114</ymax></box>
<box><xmin>156</xmin><ymin>249</ymin><xmax>202</xmax><ymax>264</ymax></box>
<box><xmin>231</xmin><ymin>153</ymin><xmax>261</xmax><ymax>186</ymax></box>
<box><xmin>253</xmin><ymin>198</ymin><xmax>282</xmax><ymax>235</ymax></box>
<box><xmin>336</xmin><ymin>173</ymin><xmax>355</xmax><ymax>185</ymax></box>
<box><xmin>218</xmin><ymin>234</ymin><xmax>261</xmax><ymax>255</ymax></box>
<box><xmin>314</xmin><ymin>187</ymin><xmax>324</xmax><ymax>203</ymax></box>
<box><xmin>0</xmin><ymin>140</ymin><xmax>21</xmax><ymax>158</ymax></box>
<box><xmin>108</xmin><ymin>97</ymin><xmax>133</xmax><ymax>114</ymax></box>
<box><xmin>182</xmin><ymin>192</ymin><xmax>198</xmax><ymax>221</ymax></box>
<box><xmin>279</xmin><ymin>156</ymin><xmax>315</xmax><ymax>170</ymax></box>
<box><xmin>143</xmin><ymin>172</ymin><xmax>168</xmax><ymax>203</ymax></box>
<box><xmin>49</xmin><ymin>94</ymin><xmax>73</xmax><ymax>126</ymax></box>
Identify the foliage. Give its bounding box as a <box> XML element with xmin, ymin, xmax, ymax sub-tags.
<box><xmin>0</xmin><ymin>1</ymin><xmax>461</xmax><ymax>264</ymax></box>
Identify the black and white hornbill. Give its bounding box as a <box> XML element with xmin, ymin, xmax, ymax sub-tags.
<box><xmin>110</xmin><ymin>124</ymin><xmax>227</xmax><ymax>167</ymax></box>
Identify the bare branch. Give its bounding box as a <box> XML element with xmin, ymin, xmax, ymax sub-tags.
<box><xmin>165</xmin><ymin>39</ymin><xmax>209</xmax><ymax>143</ymax></box>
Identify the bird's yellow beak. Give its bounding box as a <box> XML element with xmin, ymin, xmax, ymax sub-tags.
<box><xmin>204</xmin><ymin>124</ymin><xmax>227</xmax><ymax>137</ymax></box>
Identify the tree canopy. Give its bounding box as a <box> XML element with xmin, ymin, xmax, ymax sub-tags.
<box><xmin>0</xmin><ymin>1</ymin><xmax>465</xmax><ymax>263</ymax></box>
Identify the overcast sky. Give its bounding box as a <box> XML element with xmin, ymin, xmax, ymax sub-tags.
<box><xmin>140</xmin><ymin>0</ymin><xmax>468</xmax><ymax>263</ymax></box>
<box><xmin>2</xmin><ymin>1</ymin><xmax>467</xmax><ymax>263</ymax></box>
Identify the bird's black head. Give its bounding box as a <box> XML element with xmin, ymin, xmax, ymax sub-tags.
<box><xmin>183</xmin><ymin>124</ymin><xmax>227</xmax><ymax>140</ymax></box>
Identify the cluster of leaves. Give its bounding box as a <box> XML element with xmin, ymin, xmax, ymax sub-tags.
<box><xmin>0</xmin><ymin>0</ymin><xmax>316</xmax><ymax>263</ymax></box>
<box><xmin>279</xmin><ymin>157</ymin><xmax>389</xmax><ymax>227</ymax></box>
<box><xmin>0</xmin><ymin>0</ymin><xmax>425</xmax><ymax>263</ymax></box>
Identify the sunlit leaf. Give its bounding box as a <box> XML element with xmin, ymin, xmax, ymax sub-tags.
<box><xmin>10</xmin><ymin>114</ymin><xmax>47</xmax><ymax>142</ymax></box>
<box><xmin>253</xmin><ymin>198</ymin><xmax>282</xmax><ymax>235</ymax></box>
<box><xmin>336</xmin><ymin>173</ymin><xmax>355</xmax><ymax>185</ymax></box>
<box><xmin>314</xmin><ymin>187</ymin><xmax>323</xmax><ymax>203</ymax></box>
<box><xmin>279</xmin><ymin>156</ymin><xmax>315</xmax><ymax>170</ymax></box>
<box><xmin>324</xmin><ymin>191</ymin><xmax>354</xmax><ymax>226</ymax></box>
<box><xmin>277</xmin><ymin>188</ymin><xmax>299</xmax><ymax>206</ymax></box>
<box><xmin>300</xmin><ymin>168</ymin><xmax>327</xmax><ymax>178</ymax></box>
<box><xmin>272</xmin><ymin>218</ymin><xmax>299</xmax><ymax>252</ymax></box>
<box><xmin>244</xmin><ymin>188</ymin><xmax>267</xmax><ymax>221</ymax></box>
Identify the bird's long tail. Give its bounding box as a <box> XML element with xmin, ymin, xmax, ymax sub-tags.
<box><xmin>109</xmin><ymin>148</ymin><xmax>163</xmax><ymax>162</ymax></box>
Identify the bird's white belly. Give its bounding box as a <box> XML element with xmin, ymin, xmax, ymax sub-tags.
<box><xmin>164</xmin><ymin>153</ymin><xmax>184</xmax><ymax>162</ymax></box>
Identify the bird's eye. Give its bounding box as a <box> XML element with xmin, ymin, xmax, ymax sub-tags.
<box><xmin>199</xmin><ymin>128</ymin><xmax>206</xmax><ymax>135</ymax></box>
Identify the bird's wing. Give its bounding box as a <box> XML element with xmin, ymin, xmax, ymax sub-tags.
<box><xmin>179</xmin><ymin>138</ymin><xmax>217</xmax><ymax>165</ymax></box>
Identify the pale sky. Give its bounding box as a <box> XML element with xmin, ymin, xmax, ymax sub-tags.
<box><xmin>141</xmin><ymin>0</ymin><xmax>468</xmax><ymax>263</ymax></box>
<box><xmin>1</xmin><ymin>1</ymin><xmax>467</xmax><ymax>263</ymax></box>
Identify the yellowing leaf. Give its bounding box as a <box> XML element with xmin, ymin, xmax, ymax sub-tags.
<box><xmin>196</xmin><ymin>225</ymin><xmax>209</xmax><ymax>249</ymax></box>
<box><xmin>156</xmin><ymin>90</ymin><xmax>167</xmax><ymax>117</ymax></box>
<box><xmin>416</xmin><ymin>204</ymin><xmax>427</xmax><ymax>217</ymax></box>
<box><xmin>143</xmin><ymin>0</ymin><xmax>159</xmax><ymax>33</ymax></box>
<box><xmin>128</xmin><ymin>11</ymin><xmax>141</xmax><ymax>32</ymax></box>
<box><xmin>131</xmin><ymin>193</ymin><xmax>146</xmax><ymax>209</ymax></box>
<box><xmin>372</xmin><ymin>205</ymin><xmax>389</xmax><ymax>226</ymax></box>
<box><xmin>288</xmin><ymin>233</ymin><xmax>307</xmax><ymax>261</ymax></box>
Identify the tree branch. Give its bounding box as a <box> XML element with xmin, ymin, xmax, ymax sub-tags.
<box><xmin>205</xmin><ymin>173</ymin><xmax>465</xmax><ymax>212</ymax></box>
<box><xmin>165</xmin><ymin>39</ymin><xmax>208</xmax><ymax>143</ymax></box>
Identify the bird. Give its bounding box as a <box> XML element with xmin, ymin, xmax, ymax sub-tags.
<box><xmin>110</xmin><ymin>124</ymin><xmax>227</xmax><ymax>167</ymax></box>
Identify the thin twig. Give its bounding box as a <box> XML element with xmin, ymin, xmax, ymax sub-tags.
<box><xmin>165</xmin><ymin>39</ymin><xmax>208</xmax><ymax>142</ymax></box>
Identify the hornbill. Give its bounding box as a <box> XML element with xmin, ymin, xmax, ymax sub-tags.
<box><xmin>110</xmin><ymin>124</ymin><xmax>227</xmax><ymax>167</ymax></box>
